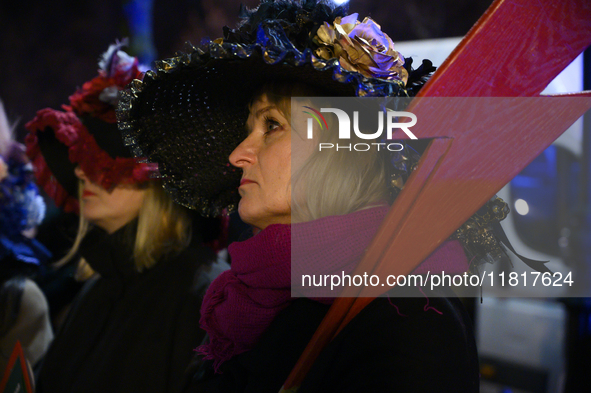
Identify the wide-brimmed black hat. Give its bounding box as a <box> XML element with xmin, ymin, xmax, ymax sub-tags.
<box><xmin>117</xmin><ymin>0</ymin><xmax>434</xmax><ymax>216</ymax></box>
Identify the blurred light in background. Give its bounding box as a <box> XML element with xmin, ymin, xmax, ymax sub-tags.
<box><xmin>509</xmin><ymin>145</ymin><xmax>580</xmax><ymax>257</ymax></box>
<box><xmin>514</xmin><ymin>199</ymin><xmax>529</xmax><ymax>216</ymax></box>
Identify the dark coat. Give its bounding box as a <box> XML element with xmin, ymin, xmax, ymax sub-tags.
<box><xmin>37</xmin><ymin>224</ymin><xmax>216</xmax><ymax>393</ymax></box>
<box><xmin>184</xmin><ymin>286</ymin><xmax>479</xmax><ymax>393</ymax></box>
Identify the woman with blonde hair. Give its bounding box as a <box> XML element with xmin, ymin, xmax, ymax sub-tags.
<box><xmin>117</xmin><ymin>1</ymin><xmax>522</xmax><ymax>391</ymax></box>
<box><xmin>25</xmin><ymin>42</ymin><xmax>222</xmax><ymax>393</ymax></box>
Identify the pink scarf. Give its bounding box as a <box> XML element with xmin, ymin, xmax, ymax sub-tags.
<box><xmin>197</xmin><ymin>206</ymin><xmax>468</xmax><ymax>370</ymax></box>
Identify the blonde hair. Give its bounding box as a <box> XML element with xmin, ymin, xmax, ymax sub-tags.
<box><xmin>57</xmin><ymin>180</ymin><xmax>192</xmax><ymax>278</ymax></box>
<box><xmin>256</xmin><ymin>82</ymin><xmax>390</xmax><ymax>223</ymax></box>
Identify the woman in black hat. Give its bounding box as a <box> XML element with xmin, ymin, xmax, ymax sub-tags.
<box><xmin>26</xmin><ymin>42</ymin><xmax>225</xmax><ymax>393</ymax></box>
<box><xmin>117</xmin><ymin>1</ymin><xmax>515</xmax><ymax>391</ymax></box>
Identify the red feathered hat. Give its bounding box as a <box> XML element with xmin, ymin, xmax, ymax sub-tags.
<box><xmin>25</xmin><ymin>40</ymin><xmax>157</xmax><ymax>213</ymax></box>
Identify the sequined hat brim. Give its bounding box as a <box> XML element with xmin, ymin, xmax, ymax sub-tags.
<box><xmin>117</xmin><ymin>40</ymin><xmax>421</xmax><ymax>216</ymax></box>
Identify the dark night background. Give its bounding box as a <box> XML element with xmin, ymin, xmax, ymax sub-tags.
<box><xmin>0</xmin><ymin>0</ymin><xmax>493</xmax><ymax>140</ymax></box>
<box><xmin>2</xmin><ymin>1</ymin><xmax>591</xmax><ymax>391</ymax></box>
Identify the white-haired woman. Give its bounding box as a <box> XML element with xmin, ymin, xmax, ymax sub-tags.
<box><xmin>119</xmin><ymin>1</ymin><xmax>499</xmax><ymax>391</ymax></box>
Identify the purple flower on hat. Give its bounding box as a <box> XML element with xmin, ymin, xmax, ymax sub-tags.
<box><xmin>314</xmin><ymin>14</ymin><xmax>408</xmax><ymax>83</ymax></box>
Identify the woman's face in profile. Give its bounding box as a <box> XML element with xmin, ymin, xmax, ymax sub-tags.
<box><xmin>74</xmin><ymin>166</ymin><xmax>146</xmax><ymax>234</ymax></box>
<box><xmin>229</xmin><ymin>94</ymin><xmax>312</xmax><ymax>230</ymax></box>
